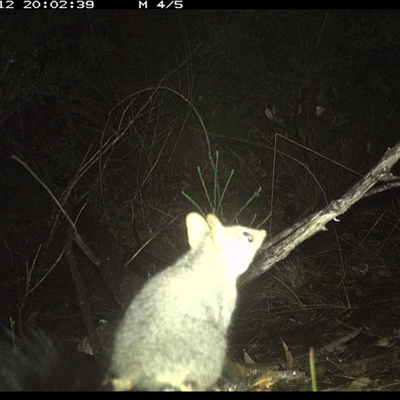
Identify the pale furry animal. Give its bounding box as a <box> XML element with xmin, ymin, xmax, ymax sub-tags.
<box><xmin>109</xmin><ymin>212</ymin><xmax>266</xmax><ymax>391</ymax></box>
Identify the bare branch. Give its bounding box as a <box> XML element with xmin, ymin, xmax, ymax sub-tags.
<box><xmin>241</xmin><ymin>141</ymin><xmax>400</xmax><ymax>286</ymax></box>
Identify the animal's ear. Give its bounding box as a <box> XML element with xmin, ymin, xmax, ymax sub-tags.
<box><xmin>206</xmin><ymin>214</ymin><xmax>225</xmax><ymax>239</ymax></box>
<box><xmin>186</xmin><ymin>213</ymin><xmax>210</xmax><ymax>249</ymax></box>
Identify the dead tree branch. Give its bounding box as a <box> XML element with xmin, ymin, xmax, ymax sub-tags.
<box><xmin>241</xmin><ymin>141</ymin><xmax>400</xmax><ymax>286</ymax></box>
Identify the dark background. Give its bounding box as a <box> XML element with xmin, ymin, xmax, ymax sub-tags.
<box><xmin>1</xmin><ymin>10</ymin><xmax>400</xmax><ymax>390</ymax></box>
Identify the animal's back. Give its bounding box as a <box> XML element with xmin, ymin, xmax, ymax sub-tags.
<box><xmin>109</xmin><ymin>213</ymin><xmax>266</xmax><ymax>391</ymax></box>
<box><xmin>111</xmin><ymin>251</ymin><xmax>234</xmax><ymax>390</ymax></box>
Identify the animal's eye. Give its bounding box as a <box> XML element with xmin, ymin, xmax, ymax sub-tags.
<box><xmin>243</xmin><ymin>231</ymin><xmax>254</xmax><ymax>243</ymax></box>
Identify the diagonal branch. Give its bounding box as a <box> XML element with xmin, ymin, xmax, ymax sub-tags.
<box><xmin>241</xmin><ymin>141</ymin><xmax>400</xmax><ymax>286</ymax></box>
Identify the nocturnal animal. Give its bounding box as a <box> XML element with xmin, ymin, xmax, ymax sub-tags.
<box><xmin>108</xmin><ymin>212</ymin><xmax>266</xmax><ymax>391</ymax></box>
